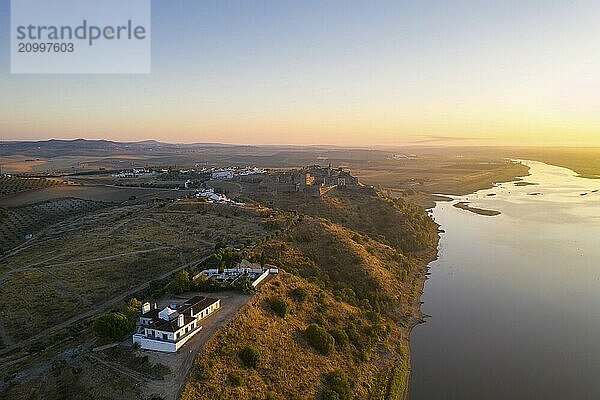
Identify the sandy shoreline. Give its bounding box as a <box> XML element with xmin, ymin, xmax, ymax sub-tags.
<box><xmin>453</xmin><ymin>201</ymin><xmax>501</xmax><ymax>216</ymax></box>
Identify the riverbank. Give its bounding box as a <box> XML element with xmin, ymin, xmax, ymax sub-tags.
<box><xmin>400</xmin><ymin>247</ymin><xmax>439</xmax><ymax>400</ymax></box>
<box><xmin>388</xmin><ymin>161</ymin><xmax>530</xmax><ymax>209</ymax></box>
<box><xmin>178</xmin><ymin>189</ymin><xmax>440</xmax><ymax>399</ymax></box>
<box><xmin>177</xmin><ymin>160</ymin><xmax>534</xmax><ymax>399</ymax></box>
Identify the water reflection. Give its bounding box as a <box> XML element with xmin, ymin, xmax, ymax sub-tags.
<box><xmin>409</xmin><ymin>161</ymin><xmax>600</xmax><ymax>400</ymax></box>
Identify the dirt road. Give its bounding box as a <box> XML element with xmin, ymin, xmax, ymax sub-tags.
<box><xmin>141</xmin><ymin>291</ymin><xmax>251</xmax><ymax>400</ymax></box>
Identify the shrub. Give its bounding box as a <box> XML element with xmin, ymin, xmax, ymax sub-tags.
<box><xmin>305</xmin><ymin>324</ymin><xmax>335</xmax><ymax>355</ymax></box>
<box><xmin>290</xmin><ymin>287</ymin><xmax>309</xmax><ymax>302</ymax></box>
<box><xmin>265</xmin><ymin>391</ymin><xmax>277</xmax><ymax>400</ymax></box>
<box><xmin>324</xmin><ymin>370</ymin><xmax>353</xmax><ymax>400</ymax></box>
<box><xmin>94</xmin><ymin>312</ymin><xmax>135</xmax><ymax>341</ymax></box>
<box><xmin>360</xmin><ymin>348</ymin><xmax>372</xmax><ymax>361</ymax></box>
<box><xmin>346</xmin><ymin>322</ymin><xmax>363</xmax><ymax>350</ymax></box>
<box><xmin>233</xmin><ymin>275</ymin><xmax>255</xmax><ymax>295</ymax></box>
<box><xmin>269</xmin><ymin>297</ymin><xmax>291</xmax><ymax>318</ymax></box>
<box><xmin>322</xmin><ymin>389</ymin><xmax>340</xmax><ymax>400</ymax></box>
<box><xmin>229</xmin><ymin>372</ymin><xmax>243</xmax><ymax>386</ymax></box>
<box><xmin>329</xmin><ymin>328</ymin><xmax>349</xmax><ymax>348</ymax></box>
<box><xmin>239</xmin><ymin>345</ymin><xmax>261</xmax><ymax>368</ymax></box>
<box><xmin>401</xmin><ymin>269</ymin><xmax>408</xmax><ymax>282</ymax></box>
<box><xmin>192</xmin><ymin>362</ymin><xmax>210</xmax><ymax>381</ymax></box>
<box><xmin>313</xmin><ymin>314</ymin><xmax>326</xmax><ymax>326</ymax></box>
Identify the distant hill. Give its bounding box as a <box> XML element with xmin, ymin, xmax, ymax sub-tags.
<box><xmin>0</xmin><ymin>139</ymin><xmax>394</xmax><ymax>174</ymax></box>
<box><xmin>0</xmin><ymin>139</ymin><xmax>248</xmax><ymax>158</ymax></box>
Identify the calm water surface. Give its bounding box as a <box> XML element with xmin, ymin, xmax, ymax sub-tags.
<box><xmin>410</xmin><ymin>161</ymin><xmax>600</xmax><ymax>400</ymax></box>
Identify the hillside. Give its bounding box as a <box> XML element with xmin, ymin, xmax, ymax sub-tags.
<box><xmin>180</xmin><ymin>190</ymin><xmax>438</xmax><ymax>399</ymax></box>
<box><xmin>0</xmin><ymin>176</ymin><xmax>64</xmax><ymax>196</ymax></box>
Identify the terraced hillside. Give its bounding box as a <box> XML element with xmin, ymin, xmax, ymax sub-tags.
<box><xmin>0</xmin><ymin>176</ymin><xmax>64</xmax><ymax>197</ymax></box>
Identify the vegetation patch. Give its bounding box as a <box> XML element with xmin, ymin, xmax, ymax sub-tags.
<box><xmin>104</xmin><ymin>346</ymin><xmax>171</xmax><ymax>379</ymax></box>
<box><xmin>305</xmin><ymin>323</ymin><xmax>335</xmax><ymax>355</ymax></box>
<box><xmin>179</xmin><ymin>190</ymin><xmax>438</xmax><ymax>400</ymax></box>
<box><xmin>94</xmin><ymin>312</ymin><xmax>135</xmax><ymax>341</ymax></box>
<box><xmin>289</xmin><ymin>286</ymin><xmax>309</xmax><ymax>302</ymax></box>
<box><xmin>239</xmin><ymin>345</ymin><xmax>261</xmax><ymax>368</ymax></box>
<box><xmin>0</xmin><ymin>176</ymin><xmax>63</xmax><ymax>197</ymax></box>
<box><xmin>453</xmin><ymin>201</ymin><xmax>501</xmax><ymax>216</ymax></box>
<box><xmin>269</xmin><ymin>297</ymin><xmax>292</xmax><ymax>318</ymax></box>
<box><xmin>322</xmin><ymin>370</ymin><xmax>354</xmax><ymax>400</ymax></box>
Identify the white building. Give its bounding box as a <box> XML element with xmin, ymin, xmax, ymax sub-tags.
<box><xmin>211</xmin><ymin>170</ymin><xmax>234</xmax><ymax>180</ymax></box>
<box><xmin>132</xmin><ymin>296</ymin><xmax>221</xmax><ymax>352</ymax></box>
<box><xmin>195</xmin><ymin>188</ymin><xmax>242</xmax><ymax>206</ymax></box>
<box><xmin>195</xmin><ymin>260</ymin><xmax>278</xmax><ymax>288</ymax></box>
<box><xmin>238</xmin><ymin>167</ymin><xmax>265</xmax><ymax>176</ymax></box>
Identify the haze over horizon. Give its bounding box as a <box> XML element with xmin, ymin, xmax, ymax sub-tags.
<box><xmin>2</xmin><ymin>0</ymin><xmax>600</xmax><ymax>147</ymax></box>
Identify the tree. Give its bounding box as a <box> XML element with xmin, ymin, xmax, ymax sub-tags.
<box><xmin>196</xmin><ymin>274</ymin><xmax>224</xmax><ymax>292</ymax></box>
<box><xmin>204</xmin><ymin>247</ymin><xmax>244</xmax><ymax>269</ymax></box>
<box><xmin>239</xmin><ymin>345</ymin><xmax>261</xmax><ymax>368</ymax></box>
<box><xmin>169</xmin><ymin>271</ymin><xmax>191</xmax><ymax>294</ymax></box>
<box><xmin>94</xmin><ymin>312</ymin><xmax>135</xmax><ymax>341</ymax></box>
<box><xmin>123</xmin><ymin>298</ymin><xmax>142</xmax><ymax>318</ymax></box>
<box><xmin>305</xmin><ymin>323</ymin><xmax>335</xmax><ymax>355</ymax></box>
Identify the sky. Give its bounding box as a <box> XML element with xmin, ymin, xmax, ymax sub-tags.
<box><xmin>1</xmin><ymin>0</ymin><xmax>600</xmax><ymax>146</ymax></box>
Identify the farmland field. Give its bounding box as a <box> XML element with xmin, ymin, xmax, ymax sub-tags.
<box><xmin>0</xmin><ymin>198</ymin><xmax>286</xmax><ymax>351</ymax></box>
<box><xmin>0</xmin><ymin>184</ymin><xmax>189</xmax><ymax>207</ymax></box>
<box><xmin>0</xmin><ymin>176</ymin><xmax>64</xmax><ymax>197</ymax></box>
<box><xmin>0</xmin><ymin>198</ymin><xmax>114</xmax><ymax>253</ymax></box>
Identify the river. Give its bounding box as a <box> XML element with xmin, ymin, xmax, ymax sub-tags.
<box><xmin>409</xmin><ymin>160</ymin><xmax>600</xmax><ymax>399</ymax></box>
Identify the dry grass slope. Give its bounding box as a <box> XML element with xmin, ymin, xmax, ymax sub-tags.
<box><xmin>180</xmin><ymin>272</ymin><xmax>407</xmax><ymax>400</ymax></box>
<box><xmin>180</xmin><ymin>191</ymin><xmax>438</xmax><ymax>400</ymax></box>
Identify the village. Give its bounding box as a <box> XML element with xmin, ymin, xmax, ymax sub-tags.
<box><xmin>121</xmin><ymin>164</ymin><xmax>366</xmax><ymax>359</ymax></box>
<box><xmin>103</xmin><ymin>163</ymin><xmax>373</xmax><ymax>206</ymax></box>
<box><xmin>110</xmin><ymin>164</ymin><xmax>367</xmax><ymax>193</ymax></box>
